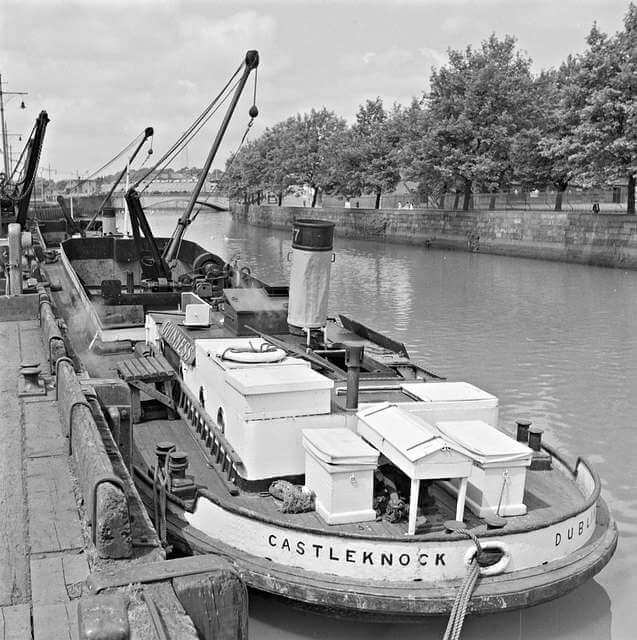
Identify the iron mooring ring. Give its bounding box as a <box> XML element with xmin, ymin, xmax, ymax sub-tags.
<box><xmin>67</xmin><ymin>400</ymin><xmax>93</xmax><ymax>453</ymax></box>
<box><xmin>90</xmin><ymin>473</ymin><xmax>131</xmax><ymax>547</ymax></box>
<box><xmin>54</xmin><ymin>357</ymin><xmax>75</xmax><ymax>400</ymax></box>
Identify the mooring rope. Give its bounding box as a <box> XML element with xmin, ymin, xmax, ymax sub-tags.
<box><xmin>442</xmin><ymin>528</ymin><xmax>482</xmax><ymax>640</ymax></box>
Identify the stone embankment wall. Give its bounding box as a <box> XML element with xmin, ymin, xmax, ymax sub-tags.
<box><xmin>231</xmin><ymin>204</ymin><xmax>637</xmax><ymax>270</ymax></box>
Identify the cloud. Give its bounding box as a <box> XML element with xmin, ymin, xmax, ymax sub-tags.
<box><xmin>2</xmin><ymin>3</ymin><xmax>278</xmax><ymax>173</ymax></box>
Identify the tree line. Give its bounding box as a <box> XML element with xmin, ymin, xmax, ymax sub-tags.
<box><xmin>223</xmin><ymin>4</ymin><xmax>636</xmax><ymax>214</ymax></box>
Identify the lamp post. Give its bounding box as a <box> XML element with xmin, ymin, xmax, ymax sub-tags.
<box><xmin>0</xmin><ymin>74</ymin><xmax>28</xmax><ymax>177</ymax></box>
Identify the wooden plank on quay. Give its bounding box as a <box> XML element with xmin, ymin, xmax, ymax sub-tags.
<box><xmin>24</xmin><ymin>400</ymin><xmax>67</xmax><ymax>458</ymax></box>
<box><xmin>88</xmin><ymin>555</ymin><xmax>245</xmax><ymax>594</ymax></box>
<box><xmin>0</xmin><ymin>604</ymin><xmax>32</xmax><ymax>640</ymax></box>
<box><xmin>19</xmin><ymin>321</ymin><xmax>47</xmax><ymax>366</ymax></box>
<box><xmin>31</xmin><ymin>554</ymin><xmax>89</xmax><ymax>606</ymax></box>
<box><xmin>0</xmin><ymin>322</ymin><xmax>29</xmax><ymax>606</ymax></box>
<box><xmin>26</xmin><ymin>457</ymin><xmax>84</xmax><ymax>554</ymax></box>
<box><xmin>32</xmin><ymin>602</ymin><xmax>77</xmax><ymax>640</ymax></box>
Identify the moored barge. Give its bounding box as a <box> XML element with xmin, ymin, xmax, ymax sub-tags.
<box><xmin>37</xmin><ymin>214</ymin><xmax>617</xmax><ymax>620</ymax></box>
<box><xmin>19</xmin><ymin>48</ymin><xmax>617</xmax><ymax>623</ymax></box>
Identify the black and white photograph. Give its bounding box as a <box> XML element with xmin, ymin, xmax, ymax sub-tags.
<box><xmin>0</xmin><ymin>1</ymin><xmax>634</xmax><ymax>638</ymax></box>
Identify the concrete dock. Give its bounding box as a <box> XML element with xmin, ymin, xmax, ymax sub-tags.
<box><xmin>0</xmin><ymin>316</ymin><xmax>89</xmax><ymax>637</ymax></box>
<box><xmin>0</xmin><ymin>296</ymin><xmax>247</xmax><ymax>639</ymax></box>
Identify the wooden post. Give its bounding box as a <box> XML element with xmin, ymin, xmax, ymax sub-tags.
<box><xmin>456</xmin><ymin>477</ymin><xmax>468</xmax><ymax>522</ymax></box>
<box><xmin>408</xmin><ymin>478</ymin><xmax>420</xmax><ymax>535</ymax></box>
<box><xmin>173</xmin><ymin>565</ymin><xmax>248</xmax><ymax>640</ymax></box>
<box><xmin>8</xmin><ymin>223</ymin><xmax>22</xmax><ymax>294</ymax></box>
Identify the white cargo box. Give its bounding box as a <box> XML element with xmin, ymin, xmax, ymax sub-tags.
<box><xmin>357</xmin><ymin>403</ymin><xmax>473</xmax><ymax>532</ymax></box>
<box><xmin>303</xmin><ymin>428</ymin><xmax>378</xmax><ymax>525</ymax></box>
<box><xmin>224</xmin><ymin>364</ymin><xmax>333</xmax><ymax>420</ymax></box>
<box><xmin>402</xmin><ymin>381</ymin><xmax>499</xmax><ymax>427</ymax></box>
<box><xmin>436</xmin><ymin>419</ymin><xmax>533</xmax><ymax>518</ymax></box>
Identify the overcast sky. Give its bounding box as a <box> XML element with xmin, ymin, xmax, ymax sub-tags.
<box><xmin>0</xmin><ymin>0</ymin><xmax>631</xmax><ymax>180</ymax></box>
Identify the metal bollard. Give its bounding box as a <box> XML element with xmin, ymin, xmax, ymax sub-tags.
<box><xmin>528</xmin><ymin>426</ymin><xmax>544</xmax><ymax>452</ymax></box>
<box><xmin>516</xmin><ymin>419</ymin><xmax>531</xmax><ymax>443</ymax></box>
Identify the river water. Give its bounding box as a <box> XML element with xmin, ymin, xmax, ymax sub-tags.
<box><xmin>147</xmin><ymin>210</ymin><xmax>636</xmax><ymax>639</ymax></box>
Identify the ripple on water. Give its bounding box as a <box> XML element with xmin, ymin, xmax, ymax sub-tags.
<box><xmin>148</xmin><ymin>212</ymin><xmax>635</xmax><ymax>639</ymax></box>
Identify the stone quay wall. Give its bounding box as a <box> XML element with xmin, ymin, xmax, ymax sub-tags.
<box><xmin>230</xmin><ymin>203</ymin><xmax>637</xmax><ymax>270</ymax></box>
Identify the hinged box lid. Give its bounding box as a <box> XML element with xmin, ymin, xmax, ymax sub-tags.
<box><xmin>357</xmin><ymin>403</ymin><xmax>441</xmax><ymax>461</ymax></box>
<box><xmin>436</xmin><ymin>420</ymin><xmax>532</xmax><ymax>466</ymax></box>
<box><xmin>303</xmin><ymin>428</ymin><xmax>379</xmax><ymax>466</ymax></box>
<box><xmin>226</xmin><ymin>364</ymin><xmax>333</xmax><ymax>396</ymax></box>
<box><xmin>402</xmin><ymin>381</ymin><xmax>497</xmax><ymax>404</ymax></box>
<box><xmin>357</xmin><ymin>403</ymin><xmax>472</xmax><ymax>475</ymax></box>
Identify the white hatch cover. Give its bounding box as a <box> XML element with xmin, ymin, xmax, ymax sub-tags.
<box><xmin>436</xmin><ymin>420</ymin><xmax>532</xmax><ymax>465</ymax></box>
<box><xmin>225</xmin><ymin>365</ymin><xmax>333</xmax><ymax>396</ymax></box>
<box><xmin>356</xmin><ymin>403</ymin><xmax>473</xmax><ymax>534</ymax></box>
<box><xmin>402</xmin><ymin>381</ymin><xmax>497</xmax><ymax>403</ymax></box>
<box><xmin>302</xmin><ymin>428</ymin><xmax>379</xmax><ymax>466</ymax></box>
<box><xmin>357</xmin><ymin>403</ymin><xmax>444</xmax><ymax>462</ymax></box>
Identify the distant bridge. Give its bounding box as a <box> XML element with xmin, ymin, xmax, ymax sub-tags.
<box><xmin>139</xmin><ymin>195</ymin><xmax>229</xmax><ymax>212</ymax></box>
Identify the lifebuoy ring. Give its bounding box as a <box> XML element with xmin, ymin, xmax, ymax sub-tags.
<box><xmin>219</xmin><ymin>343</ymin><xmax>286</xmax><ymax>364</ymax></box>
<box><xmin>464</xmin><ymin>540</ymin><xmax>511</xmax><ymax>576</ymax></box>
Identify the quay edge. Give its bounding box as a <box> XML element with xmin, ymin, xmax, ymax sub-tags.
<box><xmin>0</xmin><ymin>291</ymin><xmax>249</xmax><ymax>640</ymax></box>
<box><xmin>230</xmin><ymin>203</ymin><xmax>637</xmax><ymax>270</ymax></box>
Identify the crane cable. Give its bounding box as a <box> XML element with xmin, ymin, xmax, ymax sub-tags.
<box><xmin>1</xmin><ymin>121</ymin><xmax>43</xmax><ymax>203</ymax></box>
<box><xmin>133</xmin><ymin>60</ymin><xmax>244</xmax><ymax>192</ymax></box>
<box><xmin>137</xmin><ymin>75</ymin><xmax>242</xmax><ymax>195</ymax></box>
<box><xmin>217</xmin><ymin>70</ymin><xmax>260</xmax><ymax>194</ymax></box>
<box><xmin>5</xmin><ymin>120</ymin><xmax>37</xmax><ymax>186</ymax></box>
<box><xmin>168</xmin><ymin>67</ymin><xmax>259</xmax><ymax>262</ymax></box>
<box><xmin>66</xmin><ymin>130</ymin><xmax>147</xmax><ymax>194</ymax></box>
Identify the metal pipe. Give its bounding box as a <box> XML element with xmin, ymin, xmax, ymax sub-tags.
<box><xmin>336</xmin><ymin>385</ymin><xmax>404</xmax><ymax>395</ymax></box>
<box><xmin>0</xmin><ymin>73</ymin><xmax>9</xmax><ymax>177</ymax></box>
<box><xmin>345</xmin><ymin>344</ymin><xmax>364</xmax><ymax>410</ymax></box>
<box><xmin>163</xmin><ymin>51</ymin><xmax>259</xmax><ymax>267</ymax></box>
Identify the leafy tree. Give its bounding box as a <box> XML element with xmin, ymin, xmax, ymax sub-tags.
<box><xmin>285</xmin><ymin>108</ymin><xmax>348</xmax><ymax>207</ymax></box>
<box><xmin>341</xmin><ymin>98</ymin><xmax>401</xmax><ymax>208</ymax></box>
<box><xmin>511</xmin><ymin>60</ymin><xmax>586</xmax><ymax>210</ymax></box>
<box><xmin>423</xmin><ymin>34</ymin><xmax>538</xmax><ymax>210</ymax></box>
<box><xmin>392</xmin><ymin>99</ymin><xmax>451</xmax><ymax>207</ymax></box>
<box><xmin>570</xmin><ymin>5</ymin><xmax>637</xmax><ymax>213</ymax></box>
<box><xmin>222</xmin><ymin>140</ymin><xmax>265</xmax><ymax>202</ymax></box>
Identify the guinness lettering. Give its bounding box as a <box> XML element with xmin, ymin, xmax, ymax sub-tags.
<box><xmin>161</xmin><ymin>320</ymin><xmax>195</xmax><ymax>365</ymax></box>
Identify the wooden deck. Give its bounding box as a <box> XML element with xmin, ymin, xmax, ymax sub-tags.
<box><xmin>132</xmin><ymin>416</ymin><xmax>587</xmax><ymax>540</ymax></box>
<box><xmin>0</xmin><ymin>319</ymin><xmax>89</xmax><ymax>639</ymax></box>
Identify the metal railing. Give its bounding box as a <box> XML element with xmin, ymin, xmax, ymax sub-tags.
<box><xmin>252</xmin><ymin>187</ymin><xmax>631</xmax><ymax>213</ymax></box>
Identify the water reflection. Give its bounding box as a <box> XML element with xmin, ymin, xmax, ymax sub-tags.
<box><xmin>145</xmin><ymin>210</ymin><xmax>634</xmax><ymax>638</ymax></box>
<box><xmin>250</xmin><ymin>580</ymin><xmax>611</xmax><ymax>640</ymax></box>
